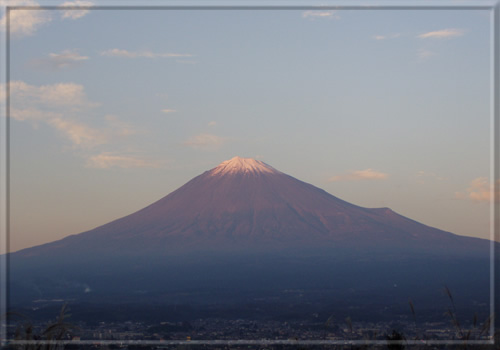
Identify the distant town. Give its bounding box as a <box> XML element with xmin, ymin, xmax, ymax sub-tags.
<box><xmin>5</xmin><ymin>312</ymin><xmax>494</xmax><ymax>349</ymax></box>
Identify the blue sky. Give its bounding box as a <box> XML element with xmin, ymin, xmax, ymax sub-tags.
<box><xmin>3</xmin><ymin>1</ymin><xmax>496</xmax><ymax>252</ymax></box>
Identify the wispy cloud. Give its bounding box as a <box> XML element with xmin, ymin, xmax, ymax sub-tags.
<box><xmin>6</xmin><ymin>80</ymin><xmax>105</xmax><ymax>148</ymax></box>
<box><xmin>184</xmin><ymin>133</ymin><xmax>224</xmax><ymax>151</ymax></box>
<box><xmin>329</xmin><ymin>169</ymin><xmax>389</xmax><ymax>182</ymax></box>
<box><xmin>417</xmin><ymin>28</ymin><xmax>465</xmax><ymax>39</ymax></box>
<box><xmin>9</xmin><ymin>108</ymin><xmax>105</xmax><ymax>149</ymax></box>
<box><xmin>104</xmin><ymin>114</ymin><xmax>137</xmax><ymax>137</ymax></box>
<box><xmin>208</xmin><ymin>121</ymin><xmax>216</xmax><ymax>127</ymax></box>
<box><xmin>0</xmin><ymin>0</ymin><xmax>93</xmax><ymax>38</ymax></box>
<box><xmin>9</xmin><ymin>107</ymin><xmax>58</xmax><ymax>122</ymax></box>
<box><xmin>59</xmin><ymin>1</ymin><xmax>94</xmax><ymax>20</ymax></box>
<box><xmin>5</xmin><ymin>80</ymin><xmax>150</xmax><ymax>169</ymax></box>
<box><xmin>417</xmin><ymin>49</ymin><xmax>436</xmax><ymax>61</ymax></box>
<box><xmin>101</xmin><ymin>49</ymin><xmax>193</xmax><ymax>59</ymax></box>
<box><xmin>455</xmin><ymin>177</ymin><xmax>499</xmax><ymax>203</ymax></box>
<box><xmin>49</xmin><ymin>49</ymin><xmax>88</xmax><ymax>64</ymax></box>
<box><xmin>48</xmin><ymin>117</ymin><xmax>106</xmax><ymax>148</ymax></box>
<box><xmin>9</xmin><ymin>111</ymin><xmax>134</xmax><ymax>146</ymax></box>
<box><xmin>373</xmin><ymin>33</ymin><xmax>401</xmax><ymax>40</ymax></box>
<box><xmin>302</xmin><ymin>10</ymin><xmax>339</xmax><ymax>20</ymax></box>
<box><xmin>8</xmin><ymin>80</ymin><xmax>97</xmax><ymax>108</ymax></box>
<box><xmin>86</xmin><ymin>152</ymin><xmax>163</xmax><ymax>169</ymax></box>
<box><xmin>161</xmin><ymin>109</ymin><xmax>176</xmax><ymax>114</ymax></box>
<box><xmin>31</xmin><ymin>49</ymin><xmax>89</xmax><ymax>70</ymax></box>
<box><xmin>0</xmin><ymin>0</ymin><xmax>52</xmax><ymax>37</ymax></box>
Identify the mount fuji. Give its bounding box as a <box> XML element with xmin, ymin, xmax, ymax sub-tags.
<box><xmin>8</xmin><ymin>157</ymin><xmax>497</xmax><ymax>321</ymax></box>
<box><xmin>13</xmin><ymin>156</ymin><xmax>490</xmax><ymax>256</ymax></box>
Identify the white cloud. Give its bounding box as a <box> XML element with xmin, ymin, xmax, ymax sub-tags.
<box><xmin>9</xmin><ymin>107</ymin><xmax>106</xmax><ymax>148</ymax></box>
<box><xmin>417</xmin><ymin>28</ymin><xmax>465</xmax><ymax>39</ymax></box>
<box><xmin>208</xmin><ymin>121</ymin><xmax>216</xmax><ymax>127</ymax></box>
<box><xmin>0</xmin><ymin>0</ymin><xmax>51</xmax><ymax>37</ymax></box>
<box><xmin>48</xmin><ymin>117</ymin><xmax>106</xmax><ymax>148</ymax></box>
<box><xmin>184</xmin><ymin>133</ymin><xmax>224</xmax><ymax>151</ymax></box>
<box><xmin>8</xmin><ymin>80</ymin><xmax>97</xmax><ymax>108</ymax></box>
<box><xmin>329</xmin><ymin>169</ymin><xmax>389</xmax><ymax>182</ymax></box>
<box><xmin>161</xmin><ymin>109</ymin><xmax>176</xmax><ymax>114</ymax></box>
<box><xmin>59</xmin><ymin>1</ymin><xmax>94</xmax><ymax>20</ymax></box>
<box><xmin>373</xmin><ymin>33</ymin><xmax>401</xmax><ymax>40</ymax></box>
<box><xmin>10</xmin><ymin>107</ymin><xmax>141</xmax><ymax>152</ymax></box>
<box><xmin>9</xmin><ymin>108</ymin><xmax>106</xmax><ymax>148</ymax></box>
<box><xmin>35</xmin><ymin>49</ymin><xmax>89</xmax><ymax>69</ymax></box>
<box><xmin>302</xmin><ymin>10</ymin><xmax>339</xmax><ymax>20</ymax></box>
<box><xmin>5</xmin><ymin>80</ymin><xmax>105</xmax><ymax>148</ymax></box>
<box><xmin>455</xmin><ymin>177</ymin><xmax>500</xmax><ymax>203</ymax></box>
<box><xmin>101</xmin><ymin>49</ymin><xmax>193</xmax><ymax>59</ymax></box>
<box><xmin>9</xmin><ymin>107</ymin><xmax>58</xmax><ymax>122</ymax></box>
<box><xmin>417</xmin><ymin>49</ymin><xmax>436</xmax><ymax>61</ymax></box>
<box><xmin>5</xmin><ymin>80</ymin><xmax>147</xmax><ymax>168</ymax></box>
<box><xmin>104</xmin><ymin>114</ymin><xmax>136</xmax><ymax>137</ymax></box>
<box><xmin>86</xmin><ymin>152</ymin><xmax>163</xmax><ymax>169</ymax></box>
<box><xmin>41</xmin><ymin>83</ymin><xmax>89</xmax><ymax>106</ymax></box>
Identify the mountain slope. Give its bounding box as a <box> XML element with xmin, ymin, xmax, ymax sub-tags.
<box><xmin>14</xmin><ymin>156</ymin><xmax>487</xmax><ymax>257</ymax></box>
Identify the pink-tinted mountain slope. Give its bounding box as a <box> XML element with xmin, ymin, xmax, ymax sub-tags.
<box><xmin>16</xmin><ymin>157</ymin><xmax>488</xmax><ymax>257</ymax></box>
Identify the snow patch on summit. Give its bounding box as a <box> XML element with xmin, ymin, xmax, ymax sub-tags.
<box><xmin>210</xmin><ymin>156</ymin><xmax>280</xmax><ymax>176</ymax></box>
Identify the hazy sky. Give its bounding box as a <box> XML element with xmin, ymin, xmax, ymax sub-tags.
<box><xmin>3</xmin><ymin>1</ymin><xmax>496</xmax><ymax>252</ymax></box>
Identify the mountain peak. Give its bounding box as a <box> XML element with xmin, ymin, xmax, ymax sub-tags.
<box><xmin>209</xmin><ymin>156</ymin><xmax>280</xmax><ymax>176</ymax></box>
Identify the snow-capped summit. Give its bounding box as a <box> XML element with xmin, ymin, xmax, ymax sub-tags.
<box><xmin>209</xmin><ymin>156</ymin><xmax>280</xmax><ymax>176</ymax></box>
